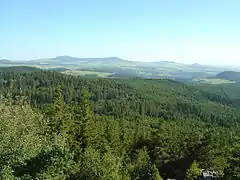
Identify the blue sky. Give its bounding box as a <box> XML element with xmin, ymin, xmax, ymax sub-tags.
<box><xmin>1</xmin><ymin>0</ymin><xmax>240</xmax><ymax>65</ymax></box>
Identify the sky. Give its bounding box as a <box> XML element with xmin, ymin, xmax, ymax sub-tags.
<box><xmin>1</xmin><ymin>0</ymin><xmax>240</xmax><ymax>65</ymax></box>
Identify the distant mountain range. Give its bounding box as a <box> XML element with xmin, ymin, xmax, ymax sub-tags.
<box><xmin>0</xmin><ymin>59</ymin><xmax>12</xmax><ymax>64</ymax></box>
<box><xmin>0</xmin><ymin>56</ymin><xmax>191</xmax><ymax>66</ymax></box>
<box><xmin>0</xmin><ymin>56</ymin><xmax>238</xmax><ymax>69</ymax></box>
<box><xmin>0</xmin><ymin>56</ymin><xmax>193</xmax><ymax>70</ymax></box>
<box><xmin>29</xmin><ymin>56</ymin><xmax>131</xmax><ymax>64</ymax></box>
<box><xmin>0</xmin><ymin>56</ymin><xmax>236</xmax><ymax>80</ymax></box>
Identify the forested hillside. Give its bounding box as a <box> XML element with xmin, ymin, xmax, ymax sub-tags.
<box><xmin>215</xmin><ymin>71</ymin><xmax>240</xmax><ymax>82</ymax></box>
<box><xmin>0</xmin><ymin>66</ymin><xmax>41</xmax><ymax>72</ymax></box>
<box><xmin>191</xmin><ymin>83</ymin><xmax>240</xmax><ymax>100</ymax></box>
<box><xmin>0</xmin><ymin>70</ymin><xmax>239</xmax><ymax>179</ymax></box>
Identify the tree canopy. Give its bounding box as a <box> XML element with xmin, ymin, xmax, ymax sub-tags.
<box><xmin>0</xmin><ymin>70</ymin><xmax>239</xmax><ymax>179</ymax></box>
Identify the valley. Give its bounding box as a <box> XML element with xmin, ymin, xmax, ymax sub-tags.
<box><xmin>1</xmin><ymin>56</ymin><xmax>239</xmax><ymax>83</ymax></box>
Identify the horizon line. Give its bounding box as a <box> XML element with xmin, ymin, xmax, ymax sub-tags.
<box><xmin>0</xmin><ymin>55</ymin><xmax>238</xmax><ymax>67</ymax></box>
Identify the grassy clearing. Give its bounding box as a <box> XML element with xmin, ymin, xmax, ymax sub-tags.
<box><xmin>193</xmin><ymin>78</ymin><xmax>235</xmax><ymax>84</ymax></box>
<box><xmin>63</xmin><ymin>70</ymin><xmax>113</xmax><ymax>77</ymax></box>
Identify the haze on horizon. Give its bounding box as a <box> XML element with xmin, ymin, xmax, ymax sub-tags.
<box><xmin>1</xmin><ymin>0</ymin><xmax>240</xmax><ymax>65</ymax></box>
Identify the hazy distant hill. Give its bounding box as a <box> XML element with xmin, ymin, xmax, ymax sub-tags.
<box><xmin>0</xmin><ymin>56</ymin><xmax>186</xmax><ymax>67</ymax></box>
<box><xmin>189</xmin><ymin>63</ymin><xmax>204</xmax><ymax>68</ymax></box>
<box><xmin>0</xmin><ymin>59</ymin><xmax>12</xmax><ymax>64</ymax></box>
<box><xmin>0</xmin><ymin>56</ymin><xmax>234</xmax><ymax>80</ymax></box>
<box><xmin>49</xmin><ymin>67</ymin><xmax>70</xmax><ymax>72</ymax></box>
<box><xmin>29</xmin><ymin>56</ymin><xmax>131</xmax><ymax>65</ymax></box>
<box><xmin>215</xmin><ymin>71</ymin><xmax>240</xmax><ymax>81</ymax></box>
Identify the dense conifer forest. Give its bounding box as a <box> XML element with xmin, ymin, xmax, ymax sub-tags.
<box><xmin>0</xmin><ymin>69</ymin><xmax>239</xmax><ymax>179</ymax></box>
